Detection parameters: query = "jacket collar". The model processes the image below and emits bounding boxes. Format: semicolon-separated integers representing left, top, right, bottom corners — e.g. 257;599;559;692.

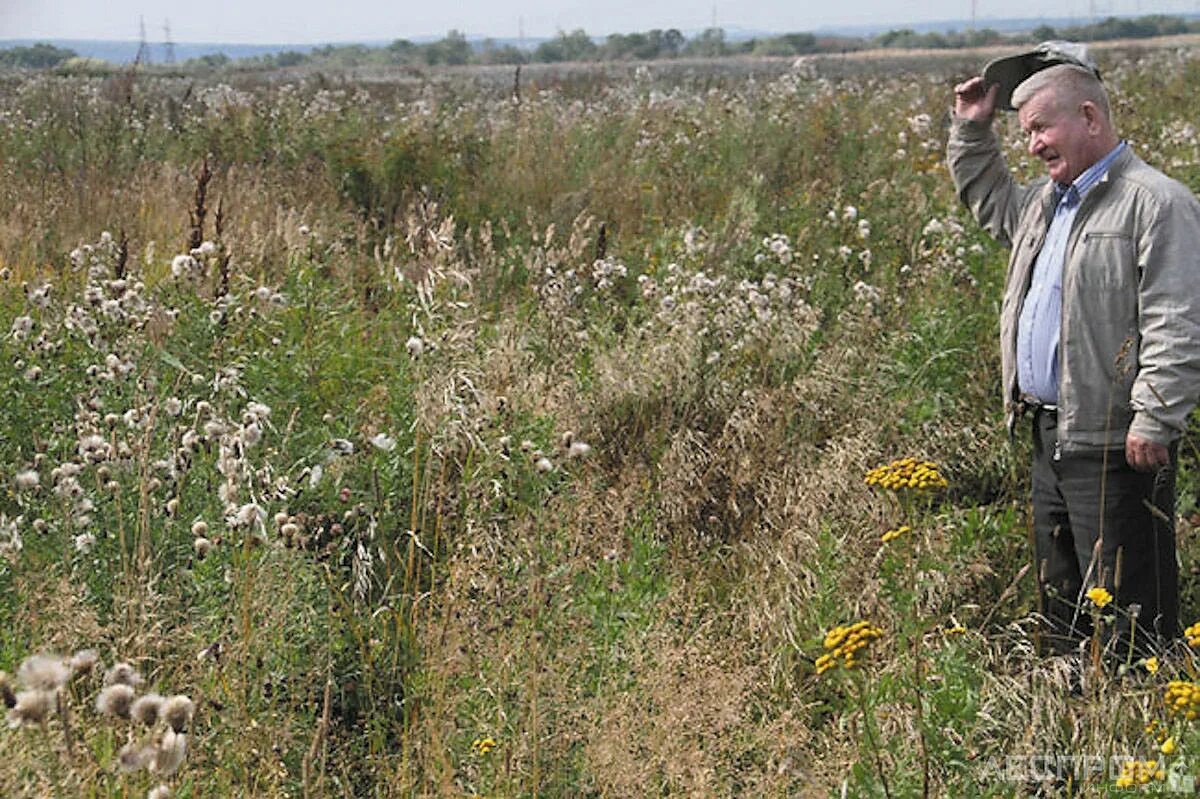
1037;143;1135;219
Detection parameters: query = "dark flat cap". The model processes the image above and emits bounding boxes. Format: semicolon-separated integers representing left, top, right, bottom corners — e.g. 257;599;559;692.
983;40;1101;111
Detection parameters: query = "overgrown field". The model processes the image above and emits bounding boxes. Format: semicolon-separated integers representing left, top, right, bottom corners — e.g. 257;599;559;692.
4;44;1200;797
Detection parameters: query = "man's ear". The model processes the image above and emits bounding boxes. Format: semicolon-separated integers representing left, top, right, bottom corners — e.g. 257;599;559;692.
1080;101;1102;134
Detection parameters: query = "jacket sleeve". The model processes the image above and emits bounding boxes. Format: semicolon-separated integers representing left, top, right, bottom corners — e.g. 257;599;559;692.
1128;185;1200;444
946;115;1030;250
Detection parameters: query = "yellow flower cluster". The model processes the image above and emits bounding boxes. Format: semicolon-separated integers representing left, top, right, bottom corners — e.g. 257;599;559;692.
1165;681;1200;720
815;621;884;675
1144;657;1160;675
1186;620;1200;647
1146;719;1169;745
1086;587;1113;609
880;524;911;543
864;457;948;492
1115;759;1164;788
471;737;497;756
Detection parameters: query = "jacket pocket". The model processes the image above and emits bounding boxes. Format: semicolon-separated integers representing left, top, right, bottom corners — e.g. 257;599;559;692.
1077;231;1135;290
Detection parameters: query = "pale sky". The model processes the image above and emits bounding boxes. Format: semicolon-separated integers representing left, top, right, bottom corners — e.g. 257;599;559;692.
2;0;1194;43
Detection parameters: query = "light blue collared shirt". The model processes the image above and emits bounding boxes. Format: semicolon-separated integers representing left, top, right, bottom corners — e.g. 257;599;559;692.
1017;141;1127;404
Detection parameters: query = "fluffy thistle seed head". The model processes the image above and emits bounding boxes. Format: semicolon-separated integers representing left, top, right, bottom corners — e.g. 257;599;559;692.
17;654;71;691
104;661;143;688
162;695;195;732
131;693;164;726
148;786;173;799
96;684;136;718
151;728;187;776
194;537;213;557
118;741;152;772
8;689;53;727
69;649;100;676
13;470;39;490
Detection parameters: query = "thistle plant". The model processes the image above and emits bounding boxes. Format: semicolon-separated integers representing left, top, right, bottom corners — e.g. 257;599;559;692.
3;651;195;795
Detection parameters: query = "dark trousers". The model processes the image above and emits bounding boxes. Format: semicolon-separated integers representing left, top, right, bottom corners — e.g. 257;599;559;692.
1031;408;1179;657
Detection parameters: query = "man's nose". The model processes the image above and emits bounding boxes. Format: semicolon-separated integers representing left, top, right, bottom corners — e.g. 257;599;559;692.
1027;131;1041;155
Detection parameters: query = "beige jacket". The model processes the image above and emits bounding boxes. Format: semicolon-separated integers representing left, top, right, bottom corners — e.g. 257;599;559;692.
948;115;1200;452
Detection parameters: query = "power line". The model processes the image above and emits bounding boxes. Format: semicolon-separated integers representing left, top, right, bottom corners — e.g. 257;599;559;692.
163;19;175;64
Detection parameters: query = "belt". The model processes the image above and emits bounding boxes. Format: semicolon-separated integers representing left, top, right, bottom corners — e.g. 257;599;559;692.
1015;393;1057;416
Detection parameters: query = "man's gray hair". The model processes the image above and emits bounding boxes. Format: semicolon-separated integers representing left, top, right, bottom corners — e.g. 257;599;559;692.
1012;63;1112;122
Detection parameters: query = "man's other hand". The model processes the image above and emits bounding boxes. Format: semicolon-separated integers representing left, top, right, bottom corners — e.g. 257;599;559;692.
954;77;998;123
1126;433;1170;472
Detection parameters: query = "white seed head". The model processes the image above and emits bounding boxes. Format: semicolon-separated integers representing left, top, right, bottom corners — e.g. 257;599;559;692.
405;336;425;357
233;503;264;528
17;654;71;691
191;520;209;537
69;649;100;675
151;728;188;776
96;684;136;718
148;785;173;799
131;693;164;726
7;689;53;727
118;741;151;772
193;537;213;557
104;662;143;688
161;694;195;732
13;470;39;490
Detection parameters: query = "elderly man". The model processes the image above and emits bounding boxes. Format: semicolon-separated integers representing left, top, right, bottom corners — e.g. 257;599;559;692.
949;43;1200;657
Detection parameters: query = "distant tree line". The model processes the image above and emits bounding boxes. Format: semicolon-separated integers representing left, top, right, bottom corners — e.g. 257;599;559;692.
0;43;77;68
2;14;1199;72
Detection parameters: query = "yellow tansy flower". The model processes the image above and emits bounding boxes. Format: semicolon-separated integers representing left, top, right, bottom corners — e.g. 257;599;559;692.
1086;587;1113;608
815;620;883;676
471;736;497;756
1144;656;1160;675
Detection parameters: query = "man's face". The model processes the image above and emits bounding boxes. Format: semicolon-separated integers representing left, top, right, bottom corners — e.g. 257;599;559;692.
1018;88;1095;185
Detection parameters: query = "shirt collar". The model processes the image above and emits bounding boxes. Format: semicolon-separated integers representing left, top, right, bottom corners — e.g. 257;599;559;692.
1055;141;1126;208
